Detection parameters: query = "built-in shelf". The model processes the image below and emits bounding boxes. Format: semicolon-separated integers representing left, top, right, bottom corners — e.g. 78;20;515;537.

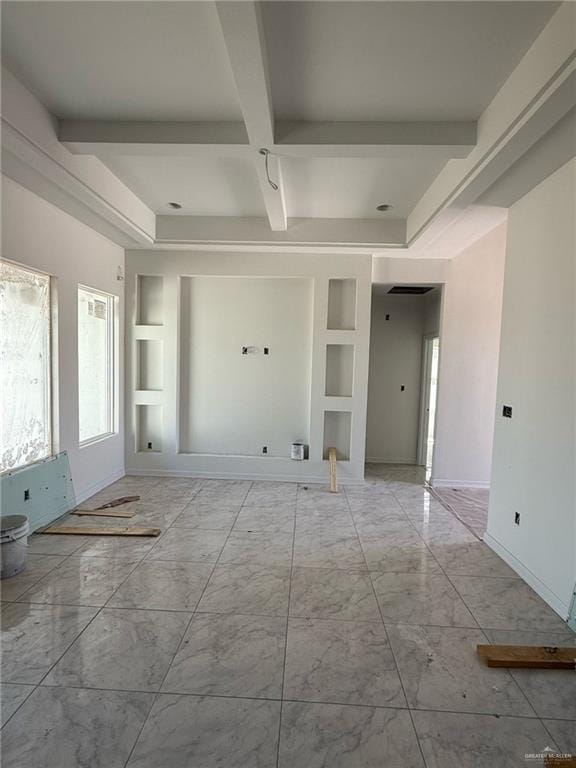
136;339;163;391
136;275;164;326
327;278;357;330
325;344;354;397
323;410;351;460
136;404;162;453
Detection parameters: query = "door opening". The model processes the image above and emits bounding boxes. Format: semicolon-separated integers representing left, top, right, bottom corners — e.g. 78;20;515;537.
418;335;440;473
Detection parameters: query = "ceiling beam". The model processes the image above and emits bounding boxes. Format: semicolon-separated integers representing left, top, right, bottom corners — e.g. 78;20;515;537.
275;121;476;159
59;120;249;157
60;119;476;159
156;215;405;249
215;1;287;231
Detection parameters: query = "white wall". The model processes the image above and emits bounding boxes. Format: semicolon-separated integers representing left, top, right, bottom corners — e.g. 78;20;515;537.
366;293;425;464
1;177;125;502
486;159;576;619
179;276;313;456
125;249;372;483
432;224;506;488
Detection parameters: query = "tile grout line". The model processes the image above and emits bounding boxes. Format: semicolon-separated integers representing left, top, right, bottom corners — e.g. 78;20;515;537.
275;496;297;768
343;483;430;768
120;478;254;768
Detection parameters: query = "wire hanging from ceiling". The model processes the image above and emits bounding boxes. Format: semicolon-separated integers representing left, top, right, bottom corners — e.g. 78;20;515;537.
259;148;279;191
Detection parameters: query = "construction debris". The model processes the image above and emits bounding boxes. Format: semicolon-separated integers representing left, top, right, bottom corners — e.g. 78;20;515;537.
328;447;338;493
42;525;160;537
477;644;576;670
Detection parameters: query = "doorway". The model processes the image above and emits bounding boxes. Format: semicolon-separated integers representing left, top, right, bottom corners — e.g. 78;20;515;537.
418;335;440;472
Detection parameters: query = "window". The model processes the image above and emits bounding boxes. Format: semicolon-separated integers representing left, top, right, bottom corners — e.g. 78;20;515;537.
78;286;116;444
0;261;52;473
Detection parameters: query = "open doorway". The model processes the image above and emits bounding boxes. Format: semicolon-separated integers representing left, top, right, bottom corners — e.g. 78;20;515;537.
365;285;442;469
418;335;440;474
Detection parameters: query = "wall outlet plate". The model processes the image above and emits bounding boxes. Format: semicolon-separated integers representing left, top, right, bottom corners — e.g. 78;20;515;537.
502;405;513;418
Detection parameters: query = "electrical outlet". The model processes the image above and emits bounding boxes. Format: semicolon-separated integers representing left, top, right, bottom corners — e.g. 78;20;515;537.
24;489;30;501
262;446;268;454
242;346;248;355
264;347;269;355
514;512;520;525
401;385;405;392
503;405;513;418
147;441;153;450
385;314;390;321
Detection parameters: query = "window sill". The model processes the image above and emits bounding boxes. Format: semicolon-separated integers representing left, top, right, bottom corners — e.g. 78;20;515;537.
79;432;117;450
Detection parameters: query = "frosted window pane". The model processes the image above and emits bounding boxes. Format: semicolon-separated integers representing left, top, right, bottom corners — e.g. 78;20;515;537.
78;287;114;442
0;262;52;472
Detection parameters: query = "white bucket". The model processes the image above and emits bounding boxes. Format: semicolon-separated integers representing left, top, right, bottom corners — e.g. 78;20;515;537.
0;515;30;579
291;442;305;461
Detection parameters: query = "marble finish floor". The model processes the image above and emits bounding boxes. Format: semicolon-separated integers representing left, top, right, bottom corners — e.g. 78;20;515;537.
430;485;489;539
1;465;574;767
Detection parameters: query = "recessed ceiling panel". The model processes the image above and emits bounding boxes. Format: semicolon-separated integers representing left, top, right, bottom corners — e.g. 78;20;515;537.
283;156;444;219
103;156;266;217
1;1;242;120
263;1;559;121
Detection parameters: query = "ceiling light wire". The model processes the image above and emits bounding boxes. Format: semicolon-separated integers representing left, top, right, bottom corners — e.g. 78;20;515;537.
259;148;279;191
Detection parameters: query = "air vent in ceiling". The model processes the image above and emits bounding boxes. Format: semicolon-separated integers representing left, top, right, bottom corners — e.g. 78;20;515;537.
388;286;434;295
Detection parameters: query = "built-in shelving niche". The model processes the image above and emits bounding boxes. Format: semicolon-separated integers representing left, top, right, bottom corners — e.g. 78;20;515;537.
136;404;162;453
327;278;357;330
323;410;351;460
325;344;354;397
136;275;164;326
136;340;163;392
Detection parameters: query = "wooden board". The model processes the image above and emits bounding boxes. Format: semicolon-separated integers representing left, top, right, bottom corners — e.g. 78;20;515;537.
545;756;576;768
42;525;160;537
71;509;136;518
328;447;338;493
477;644;576;669
95;495;140;509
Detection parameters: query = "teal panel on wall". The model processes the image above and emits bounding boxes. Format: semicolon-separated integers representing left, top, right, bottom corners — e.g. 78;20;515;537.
0;452;76;532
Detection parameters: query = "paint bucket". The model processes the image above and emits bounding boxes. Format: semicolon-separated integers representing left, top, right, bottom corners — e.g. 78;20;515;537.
290;442;305;461
0;515;30;579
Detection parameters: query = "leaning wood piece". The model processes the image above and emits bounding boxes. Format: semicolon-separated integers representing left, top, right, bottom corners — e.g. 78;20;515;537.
95;495;140;509
477;644;576;669
328;447;338;493
71;509;136;518
42;525;160;537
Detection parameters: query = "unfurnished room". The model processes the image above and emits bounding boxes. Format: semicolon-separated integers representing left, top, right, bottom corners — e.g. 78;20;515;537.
0;2;575;767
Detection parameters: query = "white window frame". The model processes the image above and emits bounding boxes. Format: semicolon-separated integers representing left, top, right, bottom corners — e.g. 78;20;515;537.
78;285;118;447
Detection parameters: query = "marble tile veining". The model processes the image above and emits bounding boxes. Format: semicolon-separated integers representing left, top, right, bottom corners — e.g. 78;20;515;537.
284;618;406;707
279;702;425;768
1;685;154;768
127;694;280;768
162;612;286;698
290;567;381;621
197;563;291;616
44;607;190;691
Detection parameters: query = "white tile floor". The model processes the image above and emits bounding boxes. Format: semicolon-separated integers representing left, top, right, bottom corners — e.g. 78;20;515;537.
1;465;574;767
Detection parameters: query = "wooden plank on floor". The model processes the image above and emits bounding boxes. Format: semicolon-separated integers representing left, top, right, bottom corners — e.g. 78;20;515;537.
42;525;160;537
328;447;338;493
545;757;576;768
477;644;576;669
71;509;136;518
95;495;140;509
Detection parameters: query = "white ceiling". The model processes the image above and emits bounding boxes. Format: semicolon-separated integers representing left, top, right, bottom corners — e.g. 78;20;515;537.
1;1;242;121
263;1;559;121
104;156;266;217
283;156;444;219
0;1;562;227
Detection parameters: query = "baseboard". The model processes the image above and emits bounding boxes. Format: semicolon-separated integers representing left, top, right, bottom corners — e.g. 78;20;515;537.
125;467;366;485
431;478;491;490
75;467;125;504
484;532;572;623
365;457;418;465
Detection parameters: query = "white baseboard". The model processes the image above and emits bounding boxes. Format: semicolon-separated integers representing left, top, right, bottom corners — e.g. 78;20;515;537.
75;467;125;504
365;457;418;465
484;532;571;622
125;467;366;486
431;478;491;490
